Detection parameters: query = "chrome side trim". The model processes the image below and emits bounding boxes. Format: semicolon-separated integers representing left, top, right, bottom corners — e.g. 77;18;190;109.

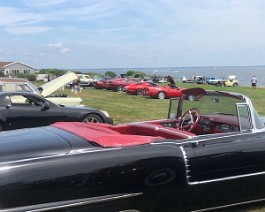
192;170;265;185
151;140;190;145
180;146;265;186
190;132;243;145
192;197;265;212
0;193;142;212
152;131;247;146
179;146;197;185
0;147;122;166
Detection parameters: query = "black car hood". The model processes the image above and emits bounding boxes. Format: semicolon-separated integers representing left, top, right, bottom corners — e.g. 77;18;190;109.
0;127;71;163
60;105;94;110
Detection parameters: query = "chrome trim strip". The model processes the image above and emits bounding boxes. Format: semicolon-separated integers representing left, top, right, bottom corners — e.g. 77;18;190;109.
179;146;197;185
0;193;142;212
151;140;190;145
180;145;265;186
152;131;247;146
0;147;121;166
69;147;122;154
190;132;243;144
192;197;265;212
191;170;265;185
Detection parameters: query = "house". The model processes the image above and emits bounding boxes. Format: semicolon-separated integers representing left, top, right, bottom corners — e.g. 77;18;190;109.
0;61;36;76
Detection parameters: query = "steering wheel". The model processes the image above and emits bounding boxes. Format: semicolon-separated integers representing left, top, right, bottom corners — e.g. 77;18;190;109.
178;108;201;132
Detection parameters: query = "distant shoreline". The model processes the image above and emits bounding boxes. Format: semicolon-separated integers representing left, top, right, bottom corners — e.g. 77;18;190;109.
70;66;265;86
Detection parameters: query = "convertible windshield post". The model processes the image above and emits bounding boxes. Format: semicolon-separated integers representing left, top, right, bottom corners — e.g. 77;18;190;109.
236;103;252;132
168;97;181;119
243;95;265;130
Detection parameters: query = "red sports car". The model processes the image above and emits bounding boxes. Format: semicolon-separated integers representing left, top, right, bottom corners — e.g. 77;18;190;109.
145;84;186;99
124;81;160;96
108;78;141;92
94;77;112;89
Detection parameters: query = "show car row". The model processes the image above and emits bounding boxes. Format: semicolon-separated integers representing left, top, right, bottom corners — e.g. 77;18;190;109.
94;75;187;99
181;75;239;87
1;84;265;211
94;74;239;100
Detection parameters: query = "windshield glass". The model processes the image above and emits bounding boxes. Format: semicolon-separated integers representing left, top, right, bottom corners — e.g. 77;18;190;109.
27;81;40;94
167;89;265;135
181;94;243;116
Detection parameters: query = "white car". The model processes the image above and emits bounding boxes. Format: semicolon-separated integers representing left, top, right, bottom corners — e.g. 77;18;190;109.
181;76;187;83
0;72;83;106
224;75;239;87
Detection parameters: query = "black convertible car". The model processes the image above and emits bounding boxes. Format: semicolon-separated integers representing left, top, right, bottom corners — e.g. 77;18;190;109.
0;88;265;211
0;92;113;131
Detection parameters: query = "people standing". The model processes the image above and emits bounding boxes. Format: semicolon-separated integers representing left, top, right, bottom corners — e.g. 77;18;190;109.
251;76;257;89
73;79;81;97
203;76;206;85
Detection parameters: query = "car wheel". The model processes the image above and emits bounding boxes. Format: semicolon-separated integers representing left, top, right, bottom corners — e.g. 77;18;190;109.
116;85;124;92
82;114;103;123
233;83;238;87
216;81;222;87
136;89;143;96
188;95;197;101
157;91;166;99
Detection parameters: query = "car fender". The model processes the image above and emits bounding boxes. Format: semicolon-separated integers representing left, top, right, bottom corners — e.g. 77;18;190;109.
0;135;196;211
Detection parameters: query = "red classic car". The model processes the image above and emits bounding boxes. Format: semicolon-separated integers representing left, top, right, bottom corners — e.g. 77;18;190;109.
124;81;160;96
108;78;141;92
145;83;186;99
94;77;112;89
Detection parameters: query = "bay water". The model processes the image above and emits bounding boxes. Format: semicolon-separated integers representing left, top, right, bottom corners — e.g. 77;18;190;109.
74;66;265;87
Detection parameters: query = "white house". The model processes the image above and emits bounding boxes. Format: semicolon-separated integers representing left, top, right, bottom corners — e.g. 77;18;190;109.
0;61;36;76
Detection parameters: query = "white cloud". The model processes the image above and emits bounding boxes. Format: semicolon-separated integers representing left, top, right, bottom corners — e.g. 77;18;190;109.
48;42;71;54
48;42;63;49
60;47;71;53
5;26;51;34
0;6;46;25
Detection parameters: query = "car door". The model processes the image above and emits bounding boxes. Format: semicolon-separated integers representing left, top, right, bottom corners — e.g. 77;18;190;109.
166;86;181;98
188;104;265;209
6;94;65;130
189;133;265;209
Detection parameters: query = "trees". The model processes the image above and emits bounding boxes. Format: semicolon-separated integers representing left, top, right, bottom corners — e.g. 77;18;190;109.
127;70;146;78
105;71;117;78
38;69;67;76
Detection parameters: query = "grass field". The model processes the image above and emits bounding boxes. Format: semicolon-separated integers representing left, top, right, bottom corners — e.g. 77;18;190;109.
42;81;265;211
54;82;265;125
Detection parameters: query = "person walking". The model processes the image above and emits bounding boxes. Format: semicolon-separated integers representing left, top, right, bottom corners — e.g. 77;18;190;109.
251;76;257;90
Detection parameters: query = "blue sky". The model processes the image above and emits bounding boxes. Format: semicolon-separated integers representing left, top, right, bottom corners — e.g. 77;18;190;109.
1;0;265;69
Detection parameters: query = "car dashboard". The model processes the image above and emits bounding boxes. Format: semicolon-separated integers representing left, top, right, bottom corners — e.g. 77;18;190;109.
197;114;240;134
157;114;240;136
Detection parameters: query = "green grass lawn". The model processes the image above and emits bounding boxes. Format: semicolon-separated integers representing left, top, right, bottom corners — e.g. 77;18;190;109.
54;82;265;125
39;81;265;211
